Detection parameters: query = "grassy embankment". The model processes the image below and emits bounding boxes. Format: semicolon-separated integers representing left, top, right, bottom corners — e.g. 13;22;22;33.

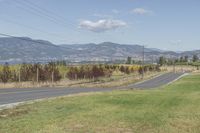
0;73;200;133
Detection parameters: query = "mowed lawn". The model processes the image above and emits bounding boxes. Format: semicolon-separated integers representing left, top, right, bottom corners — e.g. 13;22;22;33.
0;74;200;133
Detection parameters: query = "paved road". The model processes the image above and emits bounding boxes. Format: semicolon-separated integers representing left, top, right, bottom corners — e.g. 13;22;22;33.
0;72;185;105
128;72;185;89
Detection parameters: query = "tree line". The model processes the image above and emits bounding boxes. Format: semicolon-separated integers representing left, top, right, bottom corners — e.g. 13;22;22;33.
158;55;199;66
0;62;61;83
67;64;160;80
0;63;160;83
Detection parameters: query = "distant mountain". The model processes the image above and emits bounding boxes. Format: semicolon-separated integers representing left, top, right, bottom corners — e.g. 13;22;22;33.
0;37;75;63
0;37;199;64
60;42;179;62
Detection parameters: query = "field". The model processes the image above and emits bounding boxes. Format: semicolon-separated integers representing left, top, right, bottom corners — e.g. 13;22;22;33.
0;73;200;133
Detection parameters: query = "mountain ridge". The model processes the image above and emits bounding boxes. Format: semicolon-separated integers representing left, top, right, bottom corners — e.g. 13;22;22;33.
0;37;199;63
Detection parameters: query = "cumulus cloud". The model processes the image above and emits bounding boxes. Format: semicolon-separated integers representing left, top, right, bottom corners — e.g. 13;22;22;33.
79;19;127;32
131;8;153;15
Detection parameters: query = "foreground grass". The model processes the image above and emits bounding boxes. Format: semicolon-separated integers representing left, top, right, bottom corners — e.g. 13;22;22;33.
1;74;200;133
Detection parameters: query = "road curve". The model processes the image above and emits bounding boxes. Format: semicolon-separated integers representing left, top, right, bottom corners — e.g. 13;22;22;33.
0;72;185;105
128;72;185;89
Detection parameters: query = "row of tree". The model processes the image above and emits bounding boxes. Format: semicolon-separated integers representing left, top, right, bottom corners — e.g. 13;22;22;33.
0;63;61;83
67;65;112;80
158;55;199;66
0;63;161;83
67;64;160;80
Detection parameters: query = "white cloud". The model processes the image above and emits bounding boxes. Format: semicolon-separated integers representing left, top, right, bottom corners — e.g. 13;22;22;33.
131;8;153;15
79;19;127;32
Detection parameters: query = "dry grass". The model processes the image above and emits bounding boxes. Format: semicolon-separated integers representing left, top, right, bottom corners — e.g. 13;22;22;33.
161;65;197;72
0;71;163;89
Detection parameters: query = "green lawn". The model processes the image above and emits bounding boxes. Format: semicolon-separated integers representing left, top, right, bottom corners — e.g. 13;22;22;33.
0;74;200;133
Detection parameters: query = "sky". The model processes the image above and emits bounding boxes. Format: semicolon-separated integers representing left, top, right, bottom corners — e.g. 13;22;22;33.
0;0;199;51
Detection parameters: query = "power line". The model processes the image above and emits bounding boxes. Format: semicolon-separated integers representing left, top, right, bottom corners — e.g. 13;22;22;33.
13;0;68;28
12;0;84;42
0;33;60;47
0;18;71;42
14;0;77;29
0;0;82;43
13;0;97;39
22;0;71;26
2;0;102;44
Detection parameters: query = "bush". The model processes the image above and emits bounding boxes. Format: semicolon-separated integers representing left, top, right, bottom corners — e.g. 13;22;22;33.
0;63;160;82
0;62;62;83
67;65;113;80
0;63;12;83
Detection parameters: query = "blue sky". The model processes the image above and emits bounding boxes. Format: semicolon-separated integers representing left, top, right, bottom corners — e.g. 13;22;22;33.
0;0;199;51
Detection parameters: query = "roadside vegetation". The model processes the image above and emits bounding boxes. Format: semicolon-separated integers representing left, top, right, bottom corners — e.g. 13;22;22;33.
0;54;199;88
0;62;161;88
0;73;200;133
158;55;200;70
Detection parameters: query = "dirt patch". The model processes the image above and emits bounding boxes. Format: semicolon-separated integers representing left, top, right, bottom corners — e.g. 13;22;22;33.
0;106;32;118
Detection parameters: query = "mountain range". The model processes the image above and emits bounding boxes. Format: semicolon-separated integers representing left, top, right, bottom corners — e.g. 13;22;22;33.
0;37;199;64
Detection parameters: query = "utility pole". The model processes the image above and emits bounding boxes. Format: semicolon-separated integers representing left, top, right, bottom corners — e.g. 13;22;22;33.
52;70;54;83
142;45;145;79
173;59;176;73
18;67;21;83
37;67;39;83
151;55;154;64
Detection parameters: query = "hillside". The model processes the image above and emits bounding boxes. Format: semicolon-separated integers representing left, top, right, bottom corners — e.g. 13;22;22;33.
0;37;199;63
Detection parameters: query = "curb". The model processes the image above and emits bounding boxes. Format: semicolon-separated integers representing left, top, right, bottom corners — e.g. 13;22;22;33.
166;73;189;86
0;92;102;111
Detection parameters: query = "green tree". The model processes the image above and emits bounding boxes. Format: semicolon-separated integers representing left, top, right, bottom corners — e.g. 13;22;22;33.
180;56;184;62
193;55;199;62
0;63;12;83
126;56;132;64
184;56;189;62
119;66;125;73
158;56;166;66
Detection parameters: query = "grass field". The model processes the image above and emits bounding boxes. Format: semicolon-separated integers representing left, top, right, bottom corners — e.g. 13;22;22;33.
0;73;200;133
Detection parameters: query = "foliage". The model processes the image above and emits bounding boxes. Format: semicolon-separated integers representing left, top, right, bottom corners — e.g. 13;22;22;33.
0;62;62;83
67;65;112;80
158;56;167;66
67;64;160;80
0;63;12;83
126;56;132;64
0;63;160;82
193;55;199;62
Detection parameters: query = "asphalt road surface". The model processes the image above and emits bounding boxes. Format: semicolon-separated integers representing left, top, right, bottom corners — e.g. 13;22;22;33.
129;72;185;89
0;72;185;105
